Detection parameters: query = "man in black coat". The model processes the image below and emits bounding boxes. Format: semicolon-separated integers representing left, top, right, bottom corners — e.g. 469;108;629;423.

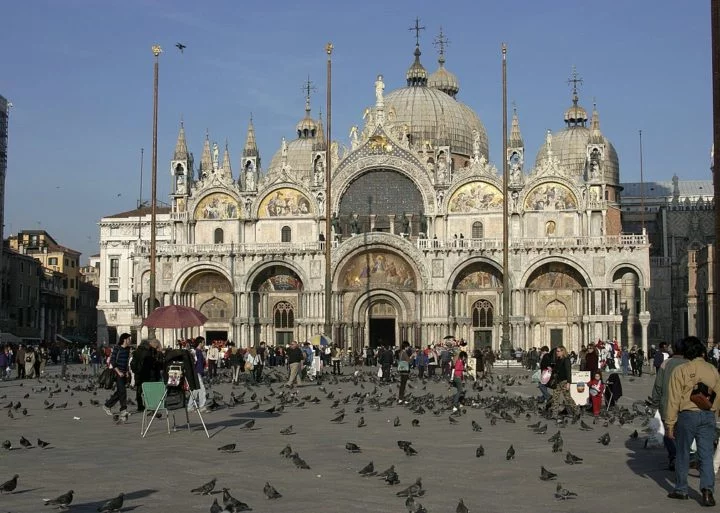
131;339;163;412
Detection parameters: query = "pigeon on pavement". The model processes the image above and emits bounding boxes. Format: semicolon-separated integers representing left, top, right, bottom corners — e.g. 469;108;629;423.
0;474;18;493
191;478;217;495
43;489;74;508
263;482;282;499
96;492;124;512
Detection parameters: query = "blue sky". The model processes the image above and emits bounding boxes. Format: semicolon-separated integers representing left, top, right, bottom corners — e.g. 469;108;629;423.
0;0;712;263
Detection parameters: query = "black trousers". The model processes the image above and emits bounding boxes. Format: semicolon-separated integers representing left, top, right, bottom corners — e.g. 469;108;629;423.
399;373;409;400
254;364;264;383
17;362;25;379
332;360;341;374
106;376;128;411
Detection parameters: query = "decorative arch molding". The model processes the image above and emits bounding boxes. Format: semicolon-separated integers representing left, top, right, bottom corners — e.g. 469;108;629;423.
608;263;647;288
444;176;504;212
350;288;411;325
188;187;242;221
331;157;435;215
332;233;430;288
170;262;233;295
244;259;309;292
446;256;505;291
519;256;593;289
520;176;581;212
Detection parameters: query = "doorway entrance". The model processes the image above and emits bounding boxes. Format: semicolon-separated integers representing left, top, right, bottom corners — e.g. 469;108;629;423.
550;328;563;349
474;330;492;349
369;318;395;348
276;330;293;347
205;330;228;343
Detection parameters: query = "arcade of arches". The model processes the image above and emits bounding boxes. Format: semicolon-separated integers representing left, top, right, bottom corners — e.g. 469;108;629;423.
152;257;643;353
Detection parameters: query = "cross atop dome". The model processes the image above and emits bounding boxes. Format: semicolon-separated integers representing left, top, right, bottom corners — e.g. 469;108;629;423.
409;16;426;47
433;26;449;62
567;65;583;104
301;75;317;115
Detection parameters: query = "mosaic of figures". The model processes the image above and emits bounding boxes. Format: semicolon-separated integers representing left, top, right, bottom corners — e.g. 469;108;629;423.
258;274;303;292
448;181;503;213
184;272;232;293
524;183;577;211
340;251;416;290
455;268;503;290
194;193;240;220
527;263;585;289
258;188;313;218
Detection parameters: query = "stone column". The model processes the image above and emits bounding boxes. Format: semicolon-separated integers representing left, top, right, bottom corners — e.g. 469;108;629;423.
369;214;376;232
388;214;396;235
639;312;651;355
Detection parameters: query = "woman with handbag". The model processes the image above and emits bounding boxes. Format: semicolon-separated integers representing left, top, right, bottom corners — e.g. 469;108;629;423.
397;341;412;404
549;346;578;419
537;346;553;403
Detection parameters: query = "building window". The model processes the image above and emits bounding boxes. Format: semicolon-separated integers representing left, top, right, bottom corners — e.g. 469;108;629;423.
472;299;494;328
70;278;75;289
281;226;292;243
214;228;224;244
109;290;118;303
273;301;295;328
49;257;58;266
64;258;68;266
471;221;484;239
110;258;119;278
20;262;24;273
18;284;23;300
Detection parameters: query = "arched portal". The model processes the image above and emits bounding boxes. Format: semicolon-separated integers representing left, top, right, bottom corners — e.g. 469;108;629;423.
181;271;233;342
368;299;397;348
612;267;642;349
525;262;587;351
250;265;303;346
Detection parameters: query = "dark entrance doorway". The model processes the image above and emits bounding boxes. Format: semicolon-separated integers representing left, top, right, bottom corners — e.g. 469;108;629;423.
550;329;563;349
205;330;228;342
474;330;492;349
369;318;395;348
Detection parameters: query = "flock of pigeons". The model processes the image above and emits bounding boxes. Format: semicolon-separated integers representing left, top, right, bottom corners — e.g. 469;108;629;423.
0;363;655;512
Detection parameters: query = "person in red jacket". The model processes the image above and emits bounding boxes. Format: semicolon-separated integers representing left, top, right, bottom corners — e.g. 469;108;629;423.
588;371;605;417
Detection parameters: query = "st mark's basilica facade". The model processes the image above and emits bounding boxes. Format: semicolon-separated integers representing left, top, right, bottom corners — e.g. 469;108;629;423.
97;40;651;354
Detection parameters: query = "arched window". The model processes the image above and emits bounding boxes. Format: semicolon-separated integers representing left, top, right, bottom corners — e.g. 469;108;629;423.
281;226;292;243
214;228;224;244
274;301;295;328
472;221;484;239
472;299;494;328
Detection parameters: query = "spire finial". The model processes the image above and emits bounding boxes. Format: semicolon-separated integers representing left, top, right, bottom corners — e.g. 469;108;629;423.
302;75;316;115
433;26;449;65
409;16;426;47
567;65;583;104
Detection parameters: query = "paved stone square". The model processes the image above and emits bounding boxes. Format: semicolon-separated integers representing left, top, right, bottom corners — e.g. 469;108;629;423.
0;363;712;512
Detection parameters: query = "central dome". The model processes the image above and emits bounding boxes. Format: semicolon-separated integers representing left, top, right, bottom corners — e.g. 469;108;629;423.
383;86;488;159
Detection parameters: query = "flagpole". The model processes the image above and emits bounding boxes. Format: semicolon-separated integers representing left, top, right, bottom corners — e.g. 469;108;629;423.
148;44;161;340
324;42;333;341
500;43;512;360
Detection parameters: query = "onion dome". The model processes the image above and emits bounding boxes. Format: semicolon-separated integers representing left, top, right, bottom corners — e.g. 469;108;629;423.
428;54;460;98
534;95;619;183
406;45;428;86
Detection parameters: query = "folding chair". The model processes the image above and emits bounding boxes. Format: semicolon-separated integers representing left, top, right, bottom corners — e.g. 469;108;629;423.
141;382;170;437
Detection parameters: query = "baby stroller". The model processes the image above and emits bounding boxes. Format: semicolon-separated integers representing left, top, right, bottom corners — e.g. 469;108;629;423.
604;373;623;410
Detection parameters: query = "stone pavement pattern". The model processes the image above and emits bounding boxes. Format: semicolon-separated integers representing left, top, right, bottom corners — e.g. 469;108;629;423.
0;364;711;512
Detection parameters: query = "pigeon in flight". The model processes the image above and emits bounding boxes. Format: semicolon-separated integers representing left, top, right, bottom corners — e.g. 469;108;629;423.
43;489;74;508
96;492;124;512
175;42;186;53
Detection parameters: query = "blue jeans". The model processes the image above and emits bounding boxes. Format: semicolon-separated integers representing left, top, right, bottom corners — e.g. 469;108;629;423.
538;383;552;401
453;377;465;406
674;410;716;494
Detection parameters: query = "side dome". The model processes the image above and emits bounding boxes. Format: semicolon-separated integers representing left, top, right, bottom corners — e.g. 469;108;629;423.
383;86;488;159
534;101;619;183
267;138;314;181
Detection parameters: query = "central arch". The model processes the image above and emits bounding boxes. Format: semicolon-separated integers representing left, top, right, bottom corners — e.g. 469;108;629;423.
180;270;233;342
